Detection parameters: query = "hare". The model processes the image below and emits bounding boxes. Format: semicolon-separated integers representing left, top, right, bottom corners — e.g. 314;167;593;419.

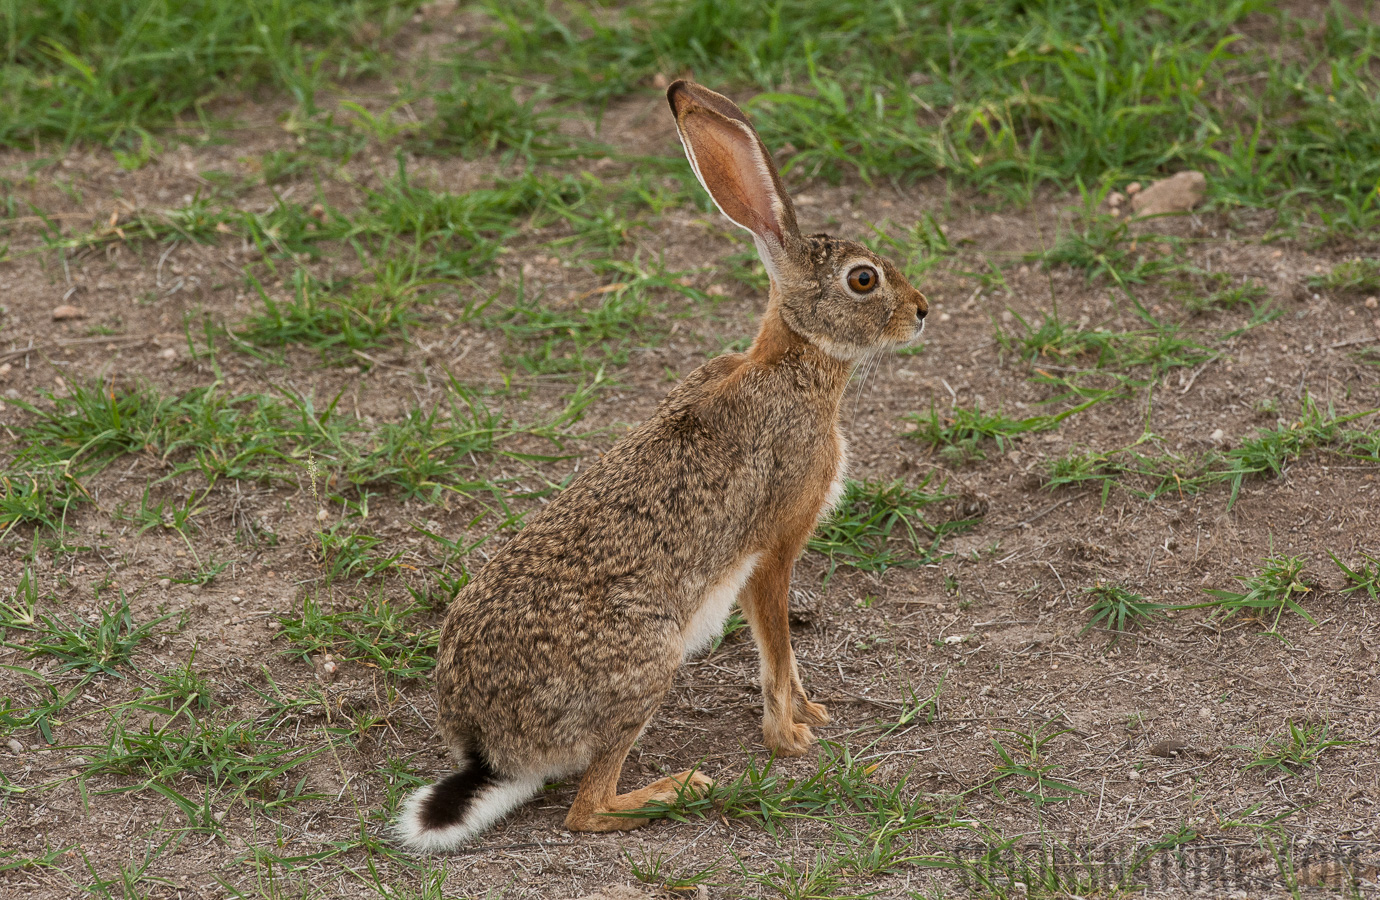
394;80;928;852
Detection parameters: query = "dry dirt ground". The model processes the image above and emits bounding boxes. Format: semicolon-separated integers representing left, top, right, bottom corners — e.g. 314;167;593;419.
2;30;1380;900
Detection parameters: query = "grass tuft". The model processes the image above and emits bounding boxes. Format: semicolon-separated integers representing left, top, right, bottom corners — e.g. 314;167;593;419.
1080;583;1170;641
808;476;976;584
1307;258;1380;294
1;589;171;677
1187;554;1315;638
1331;551;1380;602
1242;720;1356;777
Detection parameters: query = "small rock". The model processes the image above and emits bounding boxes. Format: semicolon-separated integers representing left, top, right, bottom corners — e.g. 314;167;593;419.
1366;296;1378;309
158;347;177;360
1130;171;1206;217
6;739;22;755
158;578;171;589
1127;769;1140;780
1149;739;1189;758
51;304;87;321
1107;191;1125;208
316;508;329;522
1197;707;1212;720
1210;428;1226;446
1125;181;1142;195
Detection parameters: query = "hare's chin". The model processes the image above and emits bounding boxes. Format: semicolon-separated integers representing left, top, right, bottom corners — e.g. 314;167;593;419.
810;334;873;363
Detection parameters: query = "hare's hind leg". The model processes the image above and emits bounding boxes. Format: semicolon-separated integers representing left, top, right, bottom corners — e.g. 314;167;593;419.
740;549;829;757
564;719;712;833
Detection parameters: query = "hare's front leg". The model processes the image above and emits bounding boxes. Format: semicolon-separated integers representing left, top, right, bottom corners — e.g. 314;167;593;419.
740;550;828;756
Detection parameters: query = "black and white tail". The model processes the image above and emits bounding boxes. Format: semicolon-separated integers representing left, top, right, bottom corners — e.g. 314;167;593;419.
393;747;540;852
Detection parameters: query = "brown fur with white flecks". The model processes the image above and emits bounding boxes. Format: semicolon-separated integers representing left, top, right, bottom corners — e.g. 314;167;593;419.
393;81;929;852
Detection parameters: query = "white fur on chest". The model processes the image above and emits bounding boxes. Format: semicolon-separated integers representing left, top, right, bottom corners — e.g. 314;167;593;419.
682;552;761;659
820;431;850;519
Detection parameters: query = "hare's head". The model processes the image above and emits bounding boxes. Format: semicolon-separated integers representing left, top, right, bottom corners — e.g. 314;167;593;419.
667;81;928;362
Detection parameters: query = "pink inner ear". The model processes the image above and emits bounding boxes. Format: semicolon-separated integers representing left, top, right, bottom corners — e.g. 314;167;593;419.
679;109;783;244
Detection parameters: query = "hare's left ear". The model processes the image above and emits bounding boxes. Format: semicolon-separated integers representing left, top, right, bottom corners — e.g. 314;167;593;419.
667;80;802;280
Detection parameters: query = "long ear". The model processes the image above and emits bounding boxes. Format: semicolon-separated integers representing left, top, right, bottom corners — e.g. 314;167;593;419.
667;80;801;278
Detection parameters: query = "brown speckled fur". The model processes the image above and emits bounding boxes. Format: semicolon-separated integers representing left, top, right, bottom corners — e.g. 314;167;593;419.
403;81;929;846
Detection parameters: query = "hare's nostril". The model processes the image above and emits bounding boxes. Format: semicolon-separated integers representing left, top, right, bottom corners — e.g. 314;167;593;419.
916;305;927;321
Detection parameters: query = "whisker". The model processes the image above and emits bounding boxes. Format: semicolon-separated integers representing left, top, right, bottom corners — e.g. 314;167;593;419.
850;348;882;433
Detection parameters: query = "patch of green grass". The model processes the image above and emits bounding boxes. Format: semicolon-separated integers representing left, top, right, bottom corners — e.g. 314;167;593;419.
1173;272;1270;315
1045;400;1376;508
1080;582;1170;641
1241;720;1356;777
1216;397;1359;507
1186;554;1315;638
999;310;1213;386
491;279;657;375
984;723;1087;808
0;472;83;538
1307;258;1380;294
276;592;437;679
236;264;427;362
1;589;171;677
82;707;325;824
808;476;976;584
314;525;402;583
626;849;721;893
905;398;1098;463
635;740;957;868
469;0;1380;220
1330;551;1380;602
865;212;955;281
0;0;421;149
358;166;579;278
2;378;573;537
409;69;571;159
1045;443;1193;505
1039;209;1184;286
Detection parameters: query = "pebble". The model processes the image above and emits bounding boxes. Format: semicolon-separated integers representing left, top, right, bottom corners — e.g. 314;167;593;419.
1131;171;1206;217
1128;769;1140;780
158;347;177;360
158;578;171;589
1366;296;1378;309
1198;707;1212;720
51;304;87;320
6;739;22;755
1210;428;1226;446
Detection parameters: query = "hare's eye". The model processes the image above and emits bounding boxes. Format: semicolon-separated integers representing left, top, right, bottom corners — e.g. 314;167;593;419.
846;265;879;294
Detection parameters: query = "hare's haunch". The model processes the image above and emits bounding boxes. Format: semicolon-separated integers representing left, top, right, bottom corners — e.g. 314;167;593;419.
395;81;928;852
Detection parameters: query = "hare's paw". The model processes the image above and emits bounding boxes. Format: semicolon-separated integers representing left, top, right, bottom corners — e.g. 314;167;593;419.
658;769;714;801
794;697;830;726
765;720;817;757
566;770;714;833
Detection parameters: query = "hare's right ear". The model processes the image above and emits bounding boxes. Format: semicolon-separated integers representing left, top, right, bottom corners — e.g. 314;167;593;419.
667;80;802;281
